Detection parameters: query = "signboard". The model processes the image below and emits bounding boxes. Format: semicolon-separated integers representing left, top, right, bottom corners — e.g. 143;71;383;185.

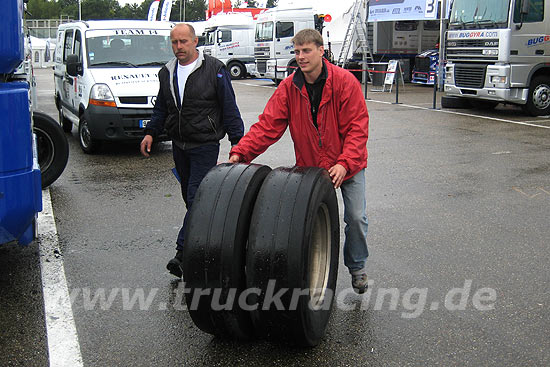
384;59;398;86
368;0;452;22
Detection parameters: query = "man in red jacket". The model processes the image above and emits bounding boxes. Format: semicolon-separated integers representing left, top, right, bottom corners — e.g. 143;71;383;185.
229;29;370;293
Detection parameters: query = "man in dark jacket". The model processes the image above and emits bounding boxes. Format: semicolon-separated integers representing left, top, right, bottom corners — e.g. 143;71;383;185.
229;29;369;294
141;23;244;277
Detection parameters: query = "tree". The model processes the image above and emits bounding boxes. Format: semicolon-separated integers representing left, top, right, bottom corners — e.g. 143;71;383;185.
81;0;120;20
26;0;61;19
266;0;277;8
172;0;207;21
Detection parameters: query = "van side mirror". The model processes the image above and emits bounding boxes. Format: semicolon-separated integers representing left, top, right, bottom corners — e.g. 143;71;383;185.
217;30;223;43
66;54;82;77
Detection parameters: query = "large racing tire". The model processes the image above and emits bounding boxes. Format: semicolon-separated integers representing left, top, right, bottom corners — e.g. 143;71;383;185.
33;111;69;188
246;166;340;346
522;75;550;116
183;163;272;340
78;116;100;154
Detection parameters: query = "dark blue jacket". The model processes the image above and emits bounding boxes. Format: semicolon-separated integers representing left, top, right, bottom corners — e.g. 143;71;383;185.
145;52;244;148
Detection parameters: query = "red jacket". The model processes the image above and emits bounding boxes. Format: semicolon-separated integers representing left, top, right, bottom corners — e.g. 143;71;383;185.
230;60;368;180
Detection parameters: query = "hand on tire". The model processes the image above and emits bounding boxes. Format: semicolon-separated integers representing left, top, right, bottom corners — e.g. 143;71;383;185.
328;164;347;188
229;154;242;163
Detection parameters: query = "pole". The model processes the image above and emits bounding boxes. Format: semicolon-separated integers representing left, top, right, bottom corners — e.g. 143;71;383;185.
437;0;447;91
432;73;438;109
183;0;186;22
180;0;182;21
78;0;81;21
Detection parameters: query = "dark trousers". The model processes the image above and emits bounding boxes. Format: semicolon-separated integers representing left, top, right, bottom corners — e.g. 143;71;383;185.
173;143;220;251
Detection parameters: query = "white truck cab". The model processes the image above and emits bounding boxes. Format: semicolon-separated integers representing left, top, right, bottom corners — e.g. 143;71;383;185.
54;20;174;153
202;24;256;79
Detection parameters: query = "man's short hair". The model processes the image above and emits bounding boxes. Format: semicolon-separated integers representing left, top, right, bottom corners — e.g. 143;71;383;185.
171;23;197;39
292;29;323;47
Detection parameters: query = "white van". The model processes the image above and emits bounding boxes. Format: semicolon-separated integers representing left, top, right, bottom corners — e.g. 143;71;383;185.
54;20;174;153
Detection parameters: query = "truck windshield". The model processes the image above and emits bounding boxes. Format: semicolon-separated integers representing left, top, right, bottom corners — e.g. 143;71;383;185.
204;27;217;46
255;22;273;42
86;33;173;67
449;0;510;29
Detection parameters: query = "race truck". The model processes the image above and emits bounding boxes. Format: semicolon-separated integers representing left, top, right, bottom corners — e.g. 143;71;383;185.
443;0;550;115
412;49;440;85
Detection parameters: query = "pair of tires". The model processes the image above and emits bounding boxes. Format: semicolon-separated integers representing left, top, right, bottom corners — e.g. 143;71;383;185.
182;163;340;346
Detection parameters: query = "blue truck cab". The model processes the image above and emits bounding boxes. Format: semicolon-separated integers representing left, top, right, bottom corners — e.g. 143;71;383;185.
0;0;43;246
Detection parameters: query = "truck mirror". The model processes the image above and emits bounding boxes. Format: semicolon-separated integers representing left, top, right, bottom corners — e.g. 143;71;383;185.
217;30;223;43
521;0;529;14
66;54;82;77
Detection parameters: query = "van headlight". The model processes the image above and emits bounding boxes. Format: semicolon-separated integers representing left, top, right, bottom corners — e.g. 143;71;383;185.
89;83;116;107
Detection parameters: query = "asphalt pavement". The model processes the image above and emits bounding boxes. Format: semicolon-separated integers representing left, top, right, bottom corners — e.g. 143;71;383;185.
1;67;549;366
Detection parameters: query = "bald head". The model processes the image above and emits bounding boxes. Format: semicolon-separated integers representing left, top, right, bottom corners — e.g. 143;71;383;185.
171;23;196;40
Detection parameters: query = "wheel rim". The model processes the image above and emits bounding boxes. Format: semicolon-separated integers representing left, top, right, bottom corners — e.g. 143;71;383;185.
80;120;91;148
532;83;550;110
34;126;55;172
308;203;331;310
230;65;241;78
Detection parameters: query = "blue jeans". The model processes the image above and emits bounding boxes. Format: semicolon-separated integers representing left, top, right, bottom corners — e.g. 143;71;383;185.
340;168;369;272
173;143;220;251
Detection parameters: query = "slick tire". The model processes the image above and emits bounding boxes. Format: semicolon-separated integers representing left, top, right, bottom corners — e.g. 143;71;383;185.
33;111;69;188
183;163;271;340
247;167;340;346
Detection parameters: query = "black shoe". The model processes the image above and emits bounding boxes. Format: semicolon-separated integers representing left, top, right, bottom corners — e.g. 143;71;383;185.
166;250;184;278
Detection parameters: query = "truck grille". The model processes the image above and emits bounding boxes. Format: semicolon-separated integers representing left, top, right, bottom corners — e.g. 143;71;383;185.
119;96;148;104
454;64;487;88
415;57;431;73
257;60;266;73
254;46;270;58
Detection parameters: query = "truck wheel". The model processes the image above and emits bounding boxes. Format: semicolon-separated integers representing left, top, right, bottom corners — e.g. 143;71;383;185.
469;99;499;110
247;167;340;346
227;62;245;80
78;116;100;154
183;163;271;340
523;75;550;116
33;111;69;188
441;95;470;109
58;107;73;133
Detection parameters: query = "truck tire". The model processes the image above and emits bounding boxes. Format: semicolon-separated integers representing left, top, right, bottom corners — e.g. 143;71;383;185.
523;75;550;116
183;163;271;340
33;111;69;188
441;95;470;109
78;116;100;154
58;107;73;133
247;167;339;346
227;61;245;80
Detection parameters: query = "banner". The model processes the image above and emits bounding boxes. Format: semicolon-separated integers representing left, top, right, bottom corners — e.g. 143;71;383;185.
368;0;452;22
147;0;161;21
160;0;173;21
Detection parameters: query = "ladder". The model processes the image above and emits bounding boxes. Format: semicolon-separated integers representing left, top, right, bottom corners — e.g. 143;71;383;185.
336;0;374;80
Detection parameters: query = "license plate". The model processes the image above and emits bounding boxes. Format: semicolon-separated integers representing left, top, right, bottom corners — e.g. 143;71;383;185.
139;119;150;128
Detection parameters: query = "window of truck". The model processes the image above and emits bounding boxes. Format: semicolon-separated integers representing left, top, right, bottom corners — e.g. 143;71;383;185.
255;21;274;42
513;0;544;23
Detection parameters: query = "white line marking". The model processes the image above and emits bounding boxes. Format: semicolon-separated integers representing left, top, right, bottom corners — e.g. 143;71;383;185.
367;99;550;129
234;81;275;89
38;188;84;367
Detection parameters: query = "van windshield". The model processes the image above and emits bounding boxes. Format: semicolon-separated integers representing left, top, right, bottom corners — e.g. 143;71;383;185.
86;31;173;67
